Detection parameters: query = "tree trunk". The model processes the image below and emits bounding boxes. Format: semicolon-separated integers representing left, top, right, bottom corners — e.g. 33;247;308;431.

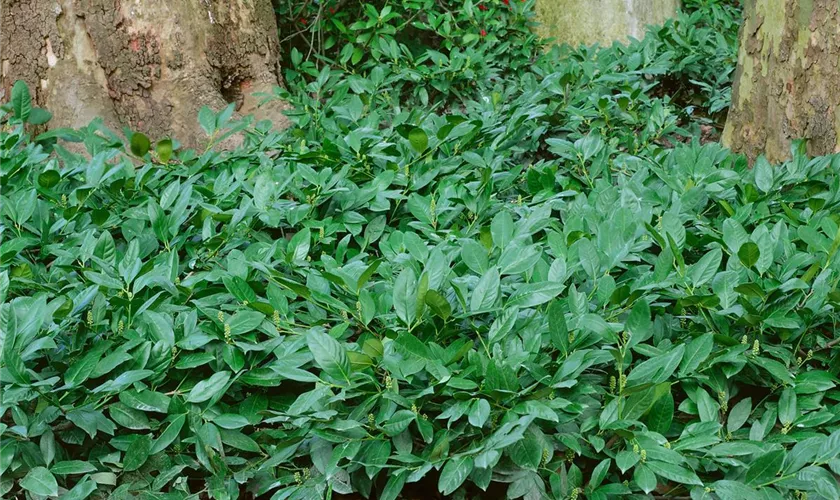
1;0;290;147
724;0;840;164
535;0;680;47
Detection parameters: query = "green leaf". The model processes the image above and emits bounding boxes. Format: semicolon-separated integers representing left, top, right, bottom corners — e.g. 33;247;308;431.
2;438;16;477
689;248;721;287
220;429;260;452
0;272;7;306
713;480;758;500
625;345;684;387
646;390;674;434
213;414;250;429
119;390;170;413
394;332;432;362
491;212;514;250
548;300;569;354
11;80;32;121
91;472;117;485
751;357;793;384
723;218;750;254
623;383;670;421
470;267;500;312
514;401;558;422
38;170;61;188
306;330;351;382
380;471;407;500
20;467;58;496
27;107;52;125
509;429;543;470
227;310;265;335
461;240;488;274
487;307;519;344
156;139;173;163
123;434;152;472
616;451;640;473
778;387;797;426
727;398;752;432
415;271;429;320
408;127;428;153
393;267;418;325
816;430;840;464
438;456;474;495
357;259;382;291
51;460;97;475
799;465;840;498
499;243;542;275
382;410;415;436
109;403;150;429
65;342;111;388
590;458;611;488
745;449;785;486
754;156;773;193
468;399;491;428
151;414;186;454
696;388;718;422
364;440;391;478
60;478;98;500
645;460;703;486
667;232;685;275
199;106;217;134
738;241;760;268
506;282;567;308
678;334;713;376
625;299;651;347
576;238;599;278
633;464;657;494
130;132;151;157
424;290;452;320
185;371;232;403
223;275;257;304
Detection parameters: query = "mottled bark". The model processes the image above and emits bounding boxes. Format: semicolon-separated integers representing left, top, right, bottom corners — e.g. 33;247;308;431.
1;0;290;147
535;0;680;47
724;0;840;163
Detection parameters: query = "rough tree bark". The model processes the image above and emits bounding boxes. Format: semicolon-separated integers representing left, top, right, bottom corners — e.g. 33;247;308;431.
724;0;840;163
535;0;680;47
1;0;290;147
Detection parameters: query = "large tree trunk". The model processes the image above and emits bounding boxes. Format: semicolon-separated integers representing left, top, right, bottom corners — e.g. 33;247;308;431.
724;0;840;163
1;0;290;147
535;0;680;47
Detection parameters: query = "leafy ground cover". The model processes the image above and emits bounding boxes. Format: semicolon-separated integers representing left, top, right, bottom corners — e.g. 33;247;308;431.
7;1;840;500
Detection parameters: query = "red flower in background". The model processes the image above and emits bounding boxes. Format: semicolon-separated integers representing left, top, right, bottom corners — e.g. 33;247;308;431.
478;4;488;10
480;29;487;36
502;0;509;4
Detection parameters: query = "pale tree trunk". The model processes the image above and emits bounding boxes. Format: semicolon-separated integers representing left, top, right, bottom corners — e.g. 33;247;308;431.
535;0;680;47
724;0;840;163
1;0;290;147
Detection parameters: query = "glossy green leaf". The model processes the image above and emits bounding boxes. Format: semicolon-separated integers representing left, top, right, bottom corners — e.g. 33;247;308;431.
130;132;151;157
307;330;351;382
408;127;429;153
20;467;58;496
438;456;474;495
738;241;760;268
185;371;231;403
11;80;32;121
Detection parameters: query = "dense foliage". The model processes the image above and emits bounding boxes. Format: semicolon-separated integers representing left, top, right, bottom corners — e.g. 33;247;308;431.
10;2;840;500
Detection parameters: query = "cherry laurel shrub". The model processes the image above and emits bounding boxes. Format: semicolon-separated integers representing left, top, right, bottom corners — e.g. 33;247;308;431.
7;2;840;500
